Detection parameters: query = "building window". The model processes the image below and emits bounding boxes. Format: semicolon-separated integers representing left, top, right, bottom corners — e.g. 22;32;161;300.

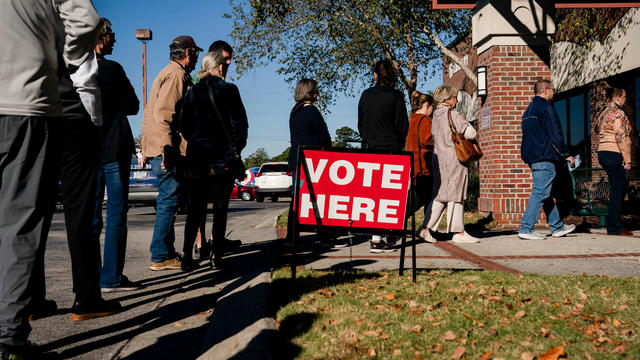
554;91;591;168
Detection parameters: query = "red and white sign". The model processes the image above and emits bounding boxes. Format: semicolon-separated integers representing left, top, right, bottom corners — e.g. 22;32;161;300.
296;149;412;230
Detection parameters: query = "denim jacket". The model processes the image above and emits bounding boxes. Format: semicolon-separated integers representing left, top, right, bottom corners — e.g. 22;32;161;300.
521;96;569;164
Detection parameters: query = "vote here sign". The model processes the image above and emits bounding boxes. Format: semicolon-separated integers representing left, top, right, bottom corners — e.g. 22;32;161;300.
296;149;412;231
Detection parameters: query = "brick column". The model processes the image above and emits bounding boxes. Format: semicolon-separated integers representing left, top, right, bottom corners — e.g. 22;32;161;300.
477;46;551;228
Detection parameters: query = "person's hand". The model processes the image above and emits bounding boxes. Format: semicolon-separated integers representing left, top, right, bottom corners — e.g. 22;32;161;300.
137;155;147;168
566;156;575;167
624;162;632;171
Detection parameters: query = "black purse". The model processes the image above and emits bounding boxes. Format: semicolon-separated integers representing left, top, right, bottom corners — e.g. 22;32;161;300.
206;84;246;181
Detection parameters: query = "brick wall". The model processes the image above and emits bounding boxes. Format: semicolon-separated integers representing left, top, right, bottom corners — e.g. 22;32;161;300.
477;45;551;228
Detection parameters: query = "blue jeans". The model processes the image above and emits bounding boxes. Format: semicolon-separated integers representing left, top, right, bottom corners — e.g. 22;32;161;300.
598;151;626;234
149;156;183;262
93;159;129;288
520;161;564;234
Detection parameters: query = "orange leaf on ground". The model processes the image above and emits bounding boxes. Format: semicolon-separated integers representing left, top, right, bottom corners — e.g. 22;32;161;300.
368;347;376;357
515;310;526;319
450;346;465;359
443;331;457;341
612;318;622;327
520;352;535;360
412;325;422;333
613;344;626;355
538;345;565;360
480;351;493;360
317;288;333;297
385;292;396;300
393;349;402;356
541;327;550;337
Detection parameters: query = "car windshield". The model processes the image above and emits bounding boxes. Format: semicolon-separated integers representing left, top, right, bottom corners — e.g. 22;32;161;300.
260;164;288;173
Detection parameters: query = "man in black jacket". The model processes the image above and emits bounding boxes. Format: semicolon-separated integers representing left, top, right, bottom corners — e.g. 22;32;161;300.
358;59;408;253
178;49;248;271
92;18;141;292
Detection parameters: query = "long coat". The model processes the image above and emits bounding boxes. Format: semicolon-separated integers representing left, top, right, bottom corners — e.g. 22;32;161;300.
431;104;475;203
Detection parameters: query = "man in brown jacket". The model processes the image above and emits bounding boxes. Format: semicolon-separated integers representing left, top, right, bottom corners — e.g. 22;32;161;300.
141;35;201;270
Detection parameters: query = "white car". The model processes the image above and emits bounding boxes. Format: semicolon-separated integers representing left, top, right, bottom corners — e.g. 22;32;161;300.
254;162;292;202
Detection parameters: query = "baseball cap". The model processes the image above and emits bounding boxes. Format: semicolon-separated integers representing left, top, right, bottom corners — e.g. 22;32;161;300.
169;35;203;51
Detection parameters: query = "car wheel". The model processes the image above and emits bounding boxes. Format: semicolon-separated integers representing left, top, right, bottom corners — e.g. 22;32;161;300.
256;194;264;203
241;191;253;201
271;196;278;202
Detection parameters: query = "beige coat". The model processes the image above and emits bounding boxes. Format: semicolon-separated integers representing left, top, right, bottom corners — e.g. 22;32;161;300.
141;61;192;158
431;104;477;203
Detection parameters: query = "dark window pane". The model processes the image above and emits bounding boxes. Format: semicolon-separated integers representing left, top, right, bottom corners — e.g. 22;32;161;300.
555;99;568;143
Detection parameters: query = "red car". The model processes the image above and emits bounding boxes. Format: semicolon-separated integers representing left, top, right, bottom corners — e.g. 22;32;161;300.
230;182;257;201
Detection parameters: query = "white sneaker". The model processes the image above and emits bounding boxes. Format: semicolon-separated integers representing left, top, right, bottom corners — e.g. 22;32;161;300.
419;227;437;243
552;224;576;237
452;232;480;243
518;231;546;240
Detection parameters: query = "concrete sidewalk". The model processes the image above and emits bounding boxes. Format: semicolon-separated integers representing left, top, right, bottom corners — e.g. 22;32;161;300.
29;205;640;359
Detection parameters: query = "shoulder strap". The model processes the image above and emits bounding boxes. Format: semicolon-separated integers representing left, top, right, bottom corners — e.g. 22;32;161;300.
417;115;424;175
447;109;457;134
206;82;240;157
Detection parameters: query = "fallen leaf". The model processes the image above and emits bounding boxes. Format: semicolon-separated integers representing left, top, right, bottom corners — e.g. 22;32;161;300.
613;344;626;355
368;347;376;357
409;300;419;307
431;343;444;353
515;310;526;319
519;341;533;346
489;296;502;302
443;330;457;341
538;345;565;360
317;288;333;297
613;318;622;327
429;281;437;289
480;351;493;360
364;301;370;307
411;325;422;333
363;330;379;337
540;327;550;337
521;352;535;360
450;346;465;359
385;292;396;301
393;349;402;356
508;289;517;295
619;304;628;311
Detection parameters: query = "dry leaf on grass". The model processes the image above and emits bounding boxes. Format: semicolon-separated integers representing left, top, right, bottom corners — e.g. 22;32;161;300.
515;310;526;319
393;349;402;356
521;352;535;360
538;345;565;360
429;281;437;289
385;292;396;301
450;346;465;359
612;318;622;327
363;330;379;337
613;344;626;355
368;347;376;356
443;330;457;341
412;325;422;333
480;351;493;360
317;288;333;297
540;327;550;337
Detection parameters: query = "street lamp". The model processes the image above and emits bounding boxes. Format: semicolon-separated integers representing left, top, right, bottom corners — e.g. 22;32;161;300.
477;66;487;97
135;29;152;108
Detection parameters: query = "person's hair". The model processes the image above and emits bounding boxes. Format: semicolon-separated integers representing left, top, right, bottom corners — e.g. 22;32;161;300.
410;90;434;113
208;40;233;56
534;79;552;95
606;87;625;101
294;78;318;102
170;48;187;62
196;51;226;79
433;85;458;106
372;59;397;88
98;17;112;40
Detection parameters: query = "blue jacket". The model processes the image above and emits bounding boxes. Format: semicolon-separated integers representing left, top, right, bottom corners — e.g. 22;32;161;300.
288;102;331;170
521;96;569;164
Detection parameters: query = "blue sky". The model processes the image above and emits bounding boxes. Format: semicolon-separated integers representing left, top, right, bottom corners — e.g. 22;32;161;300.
93;0;444;158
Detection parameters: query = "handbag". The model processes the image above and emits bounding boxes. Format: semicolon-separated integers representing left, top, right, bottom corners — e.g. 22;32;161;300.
447;109;483;164
206;85;246;181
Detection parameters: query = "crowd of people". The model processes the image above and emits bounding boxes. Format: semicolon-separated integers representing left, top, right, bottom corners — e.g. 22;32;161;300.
0;1;634;359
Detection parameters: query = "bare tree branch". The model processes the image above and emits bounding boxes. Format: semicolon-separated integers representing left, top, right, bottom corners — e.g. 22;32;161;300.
423;26;477;85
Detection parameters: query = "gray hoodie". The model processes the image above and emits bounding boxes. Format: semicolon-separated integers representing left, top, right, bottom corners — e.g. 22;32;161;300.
0;0;101;116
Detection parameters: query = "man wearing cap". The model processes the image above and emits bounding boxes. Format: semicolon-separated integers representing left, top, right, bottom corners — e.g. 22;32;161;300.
141;35;201;270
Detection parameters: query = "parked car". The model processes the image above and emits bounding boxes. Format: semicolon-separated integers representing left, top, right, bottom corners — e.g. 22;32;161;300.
253;162;292;202
128;157;159;206
230;181;257;201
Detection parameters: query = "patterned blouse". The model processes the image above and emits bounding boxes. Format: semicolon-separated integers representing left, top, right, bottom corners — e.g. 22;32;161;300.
596;102;632;164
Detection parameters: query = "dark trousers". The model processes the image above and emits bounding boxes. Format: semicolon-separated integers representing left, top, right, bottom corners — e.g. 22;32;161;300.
0;115;55;351
183;172;234;258
407;174;434;229
598;151;627;234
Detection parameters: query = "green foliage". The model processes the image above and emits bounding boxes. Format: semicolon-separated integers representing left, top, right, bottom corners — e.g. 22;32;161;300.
332;126;361;148
244;147;271;168
271;146;291;162
554;8;627;49
227;0;470;105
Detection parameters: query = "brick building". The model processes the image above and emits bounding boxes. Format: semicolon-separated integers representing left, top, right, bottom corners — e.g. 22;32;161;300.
445;2;640;228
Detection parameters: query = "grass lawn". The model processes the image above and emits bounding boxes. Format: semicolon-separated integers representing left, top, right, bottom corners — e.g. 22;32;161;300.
270;269;639;359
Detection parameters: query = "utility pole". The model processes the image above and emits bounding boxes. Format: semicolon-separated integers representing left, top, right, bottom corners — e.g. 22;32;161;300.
135;29;152;108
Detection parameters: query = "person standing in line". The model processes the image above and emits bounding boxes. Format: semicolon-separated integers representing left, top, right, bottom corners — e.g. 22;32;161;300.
92;18;141;292
286;79;341;247
358;59;409;253
141;36;202;271
0;0;104;357
596;87;633;236
405;90;436;242
518;79;576;240
193;40;240;261
179;50;248;271
420;85;480;244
